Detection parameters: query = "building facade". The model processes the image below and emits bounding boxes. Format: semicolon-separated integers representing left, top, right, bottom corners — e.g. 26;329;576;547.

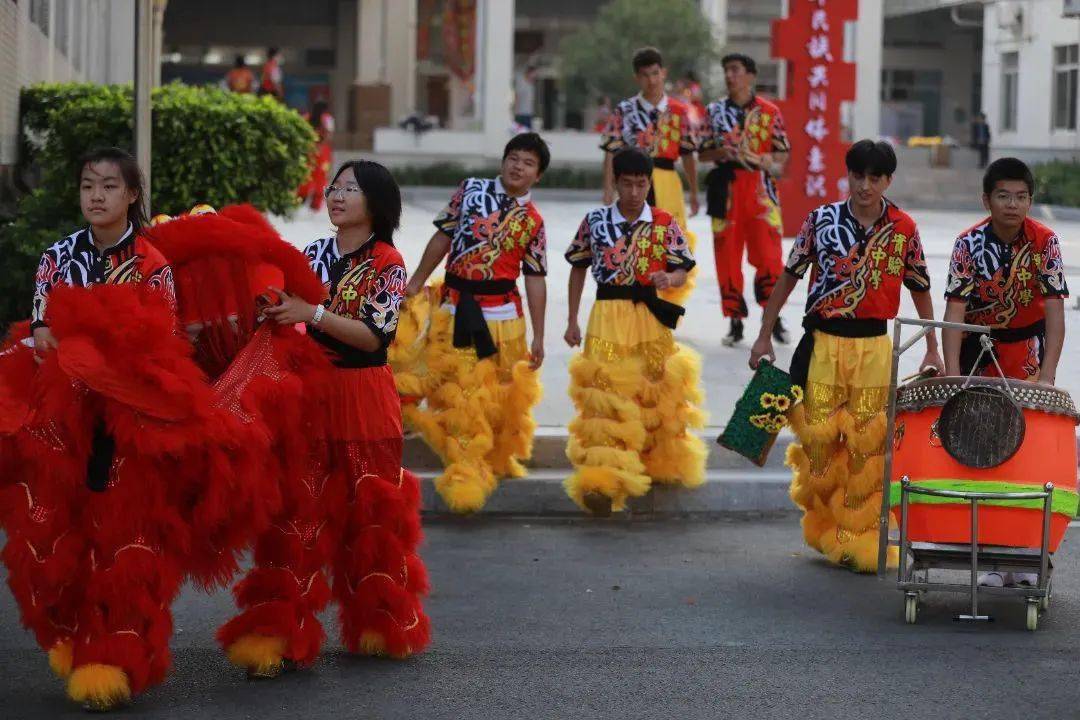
1;0;138;168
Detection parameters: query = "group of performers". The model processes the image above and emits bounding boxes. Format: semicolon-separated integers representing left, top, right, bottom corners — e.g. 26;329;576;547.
0;42;1070;710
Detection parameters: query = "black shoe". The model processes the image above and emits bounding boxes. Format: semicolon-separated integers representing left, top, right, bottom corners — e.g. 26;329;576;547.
772;317;789;345
722;318;744;347
582;492;613;518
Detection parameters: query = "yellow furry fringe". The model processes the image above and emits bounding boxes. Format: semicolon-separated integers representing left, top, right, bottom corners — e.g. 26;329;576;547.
408;309;541;513
789;403;893;572
67;664;130;710
828;487;883;532
488;361;542;478
389;281;442;407
225;634;287;675
564;464;651;513
836;409;887;455
434;460;497;514
565;338;707;509
356;631;412;660
48;638;74;679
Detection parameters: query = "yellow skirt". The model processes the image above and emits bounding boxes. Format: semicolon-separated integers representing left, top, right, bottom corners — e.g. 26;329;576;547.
565;299;707;512
403;303;542;513
786;331;895;572
651;167;697;306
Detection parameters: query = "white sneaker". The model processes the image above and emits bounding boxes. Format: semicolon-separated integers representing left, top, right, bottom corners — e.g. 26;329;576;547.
978;572;1005;587
1009;572;1038;587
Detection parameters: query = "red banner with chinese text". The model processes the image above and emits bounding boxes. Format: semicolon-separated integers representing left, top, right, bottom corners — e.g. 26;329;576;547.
772;0;858;233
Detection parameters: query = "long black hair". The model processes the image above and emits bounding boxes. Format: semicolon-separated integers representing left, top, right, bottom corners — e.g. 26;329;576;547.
330;160;401;245
76;146;149;231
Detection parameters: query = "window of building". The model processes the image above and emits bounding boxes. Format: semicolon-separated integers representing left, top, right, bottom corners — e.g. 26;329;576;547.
1001;51;1019;132
881;68;943;136
1052;44;1079;131
29;0;49;35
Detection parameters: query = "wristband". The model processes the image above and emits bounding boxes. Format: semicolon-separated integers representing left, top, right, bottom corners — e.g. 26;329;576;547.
312;304;326;325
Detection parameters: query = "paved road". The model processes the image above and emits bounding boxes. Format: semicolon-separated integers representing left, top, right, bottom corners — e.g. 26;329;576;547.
3;518;1079;719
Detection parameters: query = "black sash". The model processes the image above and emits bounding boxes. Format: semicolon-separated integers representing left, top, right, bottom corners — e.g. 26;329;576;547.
445;273;517;359
959;319;1045;375
704;162;738;219
790;315;888;388
652;157;676;170
595;283;685;329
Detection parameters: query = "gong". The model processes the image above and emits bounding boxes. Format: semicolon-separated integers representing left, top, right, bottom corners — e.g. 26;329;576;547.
936;385;1025;469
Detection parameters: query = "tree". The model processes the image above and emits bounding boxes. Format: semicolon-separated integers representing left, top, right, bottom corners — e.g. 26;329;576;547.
559;0;719;110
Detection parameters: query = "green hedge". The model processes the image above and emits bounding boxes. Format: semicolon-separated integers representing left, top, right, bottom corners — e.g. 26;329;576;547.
1033;160;1080;208
1;82;316;327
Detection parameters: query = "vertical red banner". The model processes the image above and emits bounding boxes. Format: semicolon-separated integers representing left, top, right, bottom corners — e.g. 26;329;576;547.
771;0;858;233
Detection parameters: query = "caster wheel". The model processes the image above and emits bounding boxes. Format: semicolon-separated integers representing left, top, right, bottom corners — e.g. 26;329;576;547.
1040;580;1052;611
904;594;918;624
1026;601;1039;631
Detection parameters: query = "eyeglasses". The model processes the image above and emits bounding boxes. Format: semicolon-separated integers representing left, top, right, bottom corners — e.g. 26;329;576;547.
991;191;1031;205
324;183;362;199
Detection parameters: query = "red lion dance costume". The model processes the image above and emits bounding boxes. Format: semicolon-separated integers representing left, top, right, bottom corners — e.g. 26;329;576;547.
0;252;274;709
0;205;429;710
149;206;431;679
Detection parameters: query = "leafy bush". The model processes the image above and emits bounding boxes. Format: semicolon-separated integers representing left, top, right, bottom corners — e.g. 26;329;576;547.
1;82;315;327
1033;160;1080;208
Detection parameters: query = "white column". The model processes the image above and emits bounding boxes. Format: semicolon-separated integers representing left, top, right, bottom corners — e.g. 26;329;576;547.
356;0;385;84
46;0;56;81
385;0;417;122
852;0;883;140
479;0;514;157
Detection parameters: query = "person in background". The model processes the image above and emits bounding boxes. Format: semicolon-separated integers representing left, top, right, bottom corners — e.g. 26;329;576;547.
297;100;336;211
699;53;789;347
225;55;255;94
259;47;284;101
971;111;991;169
592;95;612;133
601;47;700;305
514;65;538;130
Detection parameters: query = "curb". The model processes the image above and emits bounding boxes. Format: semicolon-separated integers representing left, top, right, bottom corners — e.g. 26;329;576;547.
404;426;795;472
417;469;795;517
409;426;797;517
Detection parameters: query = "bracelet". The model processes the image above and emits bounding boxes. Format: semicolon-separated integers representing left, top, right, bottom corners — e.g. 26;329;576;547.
312;304;326;325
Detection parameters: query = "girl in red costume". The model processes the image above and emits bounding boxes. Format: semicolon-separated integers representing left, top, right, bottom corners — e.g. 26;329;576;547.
218;160;430;677
0;149;267;711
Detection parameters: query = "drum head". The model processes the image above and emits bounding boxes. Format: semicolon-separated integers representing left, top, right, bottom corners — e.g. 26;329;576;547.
938;386;1025;469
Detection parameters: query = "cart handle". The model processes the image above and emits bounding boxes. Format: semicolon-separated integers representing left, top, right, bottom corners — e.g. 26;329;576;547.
901;481;1055;502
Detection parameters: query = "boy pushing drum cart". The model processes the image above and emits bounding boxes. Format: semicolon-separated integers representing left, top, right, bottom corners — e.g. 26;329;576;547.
881;158;1076;630
878;320;1078;630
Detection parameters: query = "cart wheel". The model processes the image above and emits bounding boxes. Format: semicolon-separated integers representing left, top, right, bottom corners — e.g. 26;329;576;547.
1040;580;1052;611
904;594;918;624
1026;601;1039;631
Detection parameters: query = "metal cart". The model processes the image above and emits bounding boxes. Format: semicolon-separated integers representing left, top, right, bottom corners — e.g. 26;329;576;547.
895;476;1054;629
873;317;1057;629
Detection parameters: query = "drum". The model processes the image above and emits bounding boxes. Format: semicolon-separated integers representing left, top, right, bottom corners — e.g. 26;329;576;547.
890;377;1079;551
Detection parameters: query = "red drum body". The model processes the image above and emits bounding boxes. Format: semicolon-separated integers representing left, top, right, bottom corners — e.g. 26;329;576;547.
890;377;1079;552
